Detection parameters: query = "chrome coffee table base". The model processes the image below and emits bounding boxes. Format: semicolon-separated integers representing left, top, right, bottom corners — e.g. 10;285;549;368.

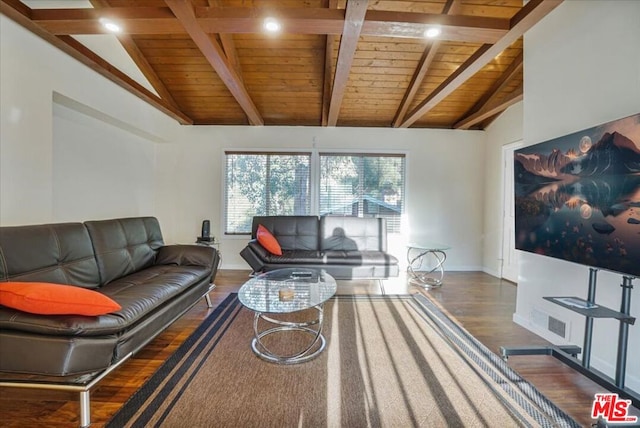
251;304;326;364
238;268;337;364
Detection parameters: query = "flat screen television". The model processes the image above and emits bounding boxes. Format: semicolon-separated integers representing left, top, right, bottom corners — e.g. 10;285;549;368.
514;113;640;278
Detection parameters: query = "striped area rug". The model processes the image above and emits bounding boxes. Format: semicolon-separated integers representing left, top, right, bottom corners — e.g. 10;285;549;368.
108;293;579;427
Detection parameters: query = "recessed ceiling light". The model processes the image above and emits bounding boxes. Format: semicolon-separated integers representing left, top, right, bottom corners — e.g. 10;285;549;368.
424;26;441;39
99;18;122;33
264;17;281;33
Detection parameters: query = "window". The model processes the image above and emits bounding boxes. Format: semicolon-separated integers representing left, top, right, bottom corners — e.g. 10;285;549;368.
320;153;405;233
225;152;311;234
224;151;405;234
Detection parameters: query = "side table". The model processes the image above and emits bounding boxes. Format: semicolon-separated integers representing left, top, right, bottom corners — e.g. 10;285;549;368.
196;237;220;250
196;238;221;289
407;242;450;288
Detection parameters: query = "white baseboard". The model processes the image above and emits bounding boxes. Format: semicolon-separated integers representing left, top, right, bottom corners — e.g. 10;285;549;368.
589;355;640;396
512;314;640;395
512;313;571;345
222;262;251;270
481;267;501;278
445;265;484;272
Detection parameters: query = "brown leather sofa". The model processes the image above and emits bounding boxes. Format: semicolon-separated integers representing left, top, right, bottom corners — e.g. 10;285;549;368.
0;216;220;426
240;215;399;279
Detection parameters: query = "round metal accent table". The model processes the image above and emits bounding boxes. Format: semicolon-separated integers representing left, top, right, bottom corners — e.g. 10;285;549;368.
238;268;337;364
407;242;451;288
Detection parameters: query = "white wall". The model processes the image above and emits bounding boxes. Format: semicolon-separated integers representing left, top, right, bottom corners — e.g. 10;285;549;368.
518;0;640;392
0;16;178;226
1;15;488;273
52;102;156;221
3;0;638;396
155;126;487;270
483;102;523;277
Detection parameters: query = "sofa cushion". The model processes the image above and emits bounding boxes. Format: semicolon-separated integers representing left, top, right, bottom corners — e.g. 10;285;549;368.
251;216;319;250
265;250;325;264
0;223;101;288
85;217;164;285
322;250;399;266
320;216;387;252
0;264;210;337
98;265;210;330
256;224;283;255
0;282;121;316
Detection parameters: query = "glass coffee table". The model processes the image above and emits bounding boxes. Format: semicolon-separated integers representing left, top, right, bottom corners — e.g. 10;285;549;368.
238;268;337;364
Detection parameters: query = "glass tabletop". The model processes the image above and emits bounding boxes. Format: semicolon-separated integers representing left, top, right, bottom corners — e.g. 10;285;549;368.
238;268;337;314
407;242;451;251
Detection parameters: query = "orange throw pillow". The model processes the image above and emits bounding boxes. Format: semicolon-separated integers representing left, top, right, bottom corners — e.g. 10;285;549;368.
0;282;121;316
256;224;283;256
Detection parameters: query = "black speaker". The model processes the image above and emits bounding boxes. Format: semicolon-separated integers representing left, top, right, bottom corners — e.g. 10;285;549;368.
201;220;211;238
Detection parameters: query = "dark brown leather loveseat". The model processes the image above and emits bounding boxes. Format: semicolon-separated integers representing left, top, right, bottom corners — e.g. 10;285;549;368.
0;216;220;427
240;215;399;279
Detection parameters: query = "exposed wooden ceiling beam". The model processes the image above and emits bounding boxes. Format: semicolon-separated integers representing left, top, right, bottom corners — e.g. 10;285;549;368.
196;7;343;35
454;52;523;130
89;0;180;110
29;6;509;43
362;10;506;43
1;0;550;130
201;8;508;43
472;51;523;112
115;35;181;107
217;34;243;81
322;34;335;126
1;0;27;17
454;84;523;129
321;0;337;127
327;0;368;127
165;0;263;126
0;0;192;125
392;49;440;129
31;6;182;34
59;35;192;124
208;0;243;82
399;0;562;128
392;0;461;128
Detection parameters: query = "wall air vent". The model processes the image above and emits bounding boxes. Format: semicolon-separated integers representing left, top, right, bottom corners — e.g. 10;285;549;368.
531;307;569;339
548;316;567;338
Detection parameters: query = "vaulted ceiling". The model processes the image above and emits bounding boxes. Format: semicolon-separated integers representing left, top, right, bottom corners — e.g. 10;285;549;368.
1;0;563;129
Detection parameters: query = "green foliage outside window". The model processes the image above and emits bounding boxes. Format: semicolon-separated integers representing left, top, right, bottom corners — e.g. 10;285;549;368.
225;152;405;234
225;153;310;234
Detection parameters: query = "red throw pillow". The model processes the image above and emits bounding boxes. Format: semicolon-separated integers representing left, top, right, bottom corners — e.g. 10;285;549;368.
256;224;283;256
0;282;121;316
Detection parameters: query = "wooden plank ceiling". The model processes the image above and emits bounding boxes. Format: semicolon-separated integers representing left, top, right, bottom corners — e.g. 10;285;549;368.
1;0;562;129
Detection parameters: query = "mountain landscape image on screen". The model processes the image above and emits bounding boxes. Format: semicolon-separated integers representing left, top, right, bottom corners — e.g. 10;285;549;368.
514;113;640;277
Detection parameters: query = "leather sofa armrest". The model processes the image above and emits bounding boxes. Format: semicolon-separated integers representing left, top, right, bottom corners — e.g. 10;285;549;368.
240;240;267;273
155;244;216;268
246;240;269;258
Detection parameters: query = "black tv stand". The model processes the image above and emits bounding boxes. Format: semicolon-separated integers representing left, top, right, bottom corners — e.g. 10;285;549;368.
501;268;639;408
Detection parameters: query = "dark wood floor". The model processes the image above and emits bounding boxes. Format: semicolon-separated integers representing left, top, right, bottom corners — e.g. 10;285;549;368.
0;270;636;427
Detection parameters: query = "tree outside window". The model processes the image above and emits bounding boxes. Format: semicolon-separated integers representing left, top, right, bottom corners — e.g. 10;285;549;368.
225;152;310;234
224;151;405;234
320;154;405;233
